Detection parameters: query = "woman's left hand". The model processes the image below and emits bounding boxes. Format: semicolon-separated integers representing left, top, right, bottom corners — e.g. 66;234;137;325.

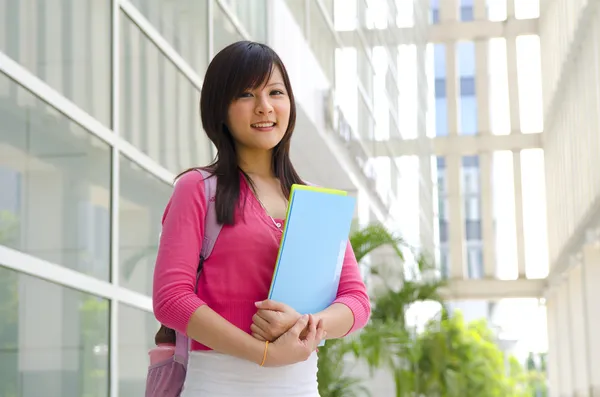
251;300;303;342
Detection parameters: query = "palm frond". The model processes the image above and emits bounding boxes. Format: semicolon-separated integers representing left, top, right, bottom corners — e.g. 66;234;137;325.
349;223;406;263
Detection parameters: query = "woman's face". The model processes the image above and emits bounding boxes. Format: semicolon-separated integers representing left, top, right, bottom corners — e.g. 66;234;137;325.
226;67;291;152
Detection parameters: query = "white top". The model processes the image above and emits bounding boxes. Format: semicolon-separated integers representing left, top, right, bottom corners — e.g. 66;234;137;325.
181;350;321;397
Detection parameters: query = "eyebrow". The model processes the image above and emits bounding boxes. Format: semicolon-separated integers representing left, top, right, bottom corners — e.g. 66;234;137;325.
266;81;285;87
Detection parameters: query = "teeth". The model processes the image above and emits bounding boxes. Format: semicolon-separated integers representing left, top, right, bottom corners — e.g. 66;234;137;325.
252;122;275;128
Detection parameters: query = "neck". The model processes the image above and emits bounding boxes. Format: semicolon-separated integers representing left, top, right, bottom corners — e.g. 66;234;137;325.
237;147;275;179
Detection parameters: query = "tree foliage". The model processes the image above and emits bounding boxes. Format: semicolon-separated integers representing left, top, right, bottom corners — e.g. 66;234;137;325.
317;222;548;397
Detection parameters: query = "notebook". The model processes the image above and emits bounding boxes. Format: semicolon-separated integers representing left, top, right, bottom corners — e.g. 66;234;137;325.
268;184;357;316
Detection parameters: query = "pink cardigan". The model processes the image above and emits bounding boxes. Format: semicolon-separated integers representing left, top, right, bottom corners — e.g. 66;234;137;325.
152;171;371;351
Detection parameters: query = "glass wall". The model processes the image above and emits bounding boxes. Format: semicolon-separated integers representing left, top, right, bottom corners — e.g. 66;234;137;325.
0;0;253;394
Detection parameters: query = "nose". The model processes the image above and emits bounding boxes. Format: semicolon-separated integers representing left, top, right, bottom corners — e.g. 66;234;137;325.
255;95;274;115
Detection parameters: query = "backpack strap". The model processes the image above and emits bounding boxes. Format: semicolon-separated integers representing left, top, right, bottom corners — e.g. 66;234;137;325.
174;169;224;363
197;168;222;263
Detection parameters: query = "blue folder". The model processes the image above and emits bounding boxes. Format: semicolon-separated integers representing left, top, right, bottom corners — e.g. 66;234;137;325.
268;184;357;317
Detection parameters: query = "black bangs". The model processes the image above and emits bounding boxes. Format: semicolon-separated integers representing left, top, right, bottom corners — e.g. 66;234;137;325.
228;42;276;97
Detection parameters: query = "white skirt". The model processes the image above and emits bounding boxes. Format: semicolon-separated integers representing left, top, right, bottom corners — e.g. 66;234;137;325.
181;350;320;397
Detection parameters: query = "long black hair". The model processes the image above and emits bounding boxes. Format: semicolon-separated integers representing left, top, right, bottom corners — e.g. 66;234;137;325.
178;41;304;225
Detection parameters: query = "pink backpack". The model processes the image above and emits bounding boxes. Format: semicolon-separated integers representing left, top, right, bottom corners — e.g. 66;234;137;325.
145;169;223;397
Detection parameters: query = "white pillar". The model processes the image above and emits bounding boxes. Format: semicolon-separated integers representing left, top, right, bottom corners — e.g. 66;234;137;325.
583;243;600;395
546;289;561;397
447;154;465;279
475;37;495;278
568;263;590;396
512;150;526;277
557;278;573;396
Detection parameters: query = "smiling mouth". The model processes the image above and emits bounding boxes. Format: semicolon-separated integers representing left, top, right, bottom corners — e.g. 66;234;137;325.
251;122;276;128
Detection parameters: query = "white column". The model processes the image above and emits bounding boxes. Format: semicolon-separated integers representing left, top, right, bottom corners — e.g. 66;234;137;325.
546;289;561;397
582;243;600;395
507;0;515;18
557;279;574;396
439;0;457;22
475;37;495;278
447;154;465;279
568;263;589;396
474;0;487;20
513;150;526;277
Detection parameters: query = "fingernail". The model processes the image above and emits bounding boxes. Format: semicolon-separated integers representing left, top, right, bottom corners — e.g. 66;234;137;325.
254;301;261;306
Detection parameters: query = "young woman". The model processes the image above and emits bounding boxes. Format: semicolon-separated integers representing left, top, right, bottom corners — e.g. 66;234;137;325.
152;41;371;396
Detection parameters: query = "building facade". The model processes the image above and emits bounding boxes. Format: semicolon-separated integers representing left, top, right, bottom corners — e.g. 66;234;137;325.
0;1;431;396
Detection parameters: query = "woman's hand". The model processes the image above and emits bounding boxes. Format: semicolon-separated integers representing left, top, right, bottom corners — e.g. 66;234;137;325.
263;314;325;367
251;300;302;342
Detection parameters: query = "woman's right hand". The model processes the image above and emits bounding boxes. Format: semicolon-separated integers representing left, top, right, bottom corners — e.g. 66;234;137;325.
263;314;325;367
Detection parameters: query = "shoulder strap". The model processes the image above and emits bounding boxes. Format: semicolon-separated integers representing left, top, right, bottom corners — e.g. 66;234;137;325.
197;168;223;261
174;169;224;360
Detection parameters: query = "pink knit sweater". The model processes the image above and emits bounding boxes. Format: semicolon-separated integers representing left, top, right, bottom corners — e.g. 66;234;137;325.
152;171;371;351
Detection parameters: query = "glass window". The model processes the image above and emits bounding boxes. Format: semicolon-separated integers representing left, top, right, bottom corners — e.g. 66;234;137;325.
460;95;478;135
460;76;475;96
128;0;209;77
460;6;474;21
435;97;448;136
433;44;446;78
120;13;213;174
119;156;173;296
118;304;160;396
430;0;440;24
439;246;449;278
221;0;268;43
0;267;109;397
0;73;111;280
213;4;245;55
434;78;446;98
467;245;483;278
457;41;475;77
0;0;111;125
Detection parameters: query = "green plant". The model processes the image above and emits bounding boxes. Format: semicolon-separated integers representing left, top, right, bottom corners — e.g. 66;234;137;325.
317;222;547;397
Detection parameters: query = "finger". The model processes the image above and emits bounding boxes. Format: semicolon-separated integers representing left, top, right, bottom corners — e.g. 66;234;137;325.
252;313;271;331
304;315;317;341
289;314;309;336
250;323;270;340
256;309;278;324
255;299;289;312
252;332;266;342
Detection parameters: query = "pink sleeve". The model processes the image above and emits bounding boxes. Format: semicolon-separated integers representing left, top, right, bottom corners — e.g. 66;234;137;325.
332;241;371;335
152;171;207;335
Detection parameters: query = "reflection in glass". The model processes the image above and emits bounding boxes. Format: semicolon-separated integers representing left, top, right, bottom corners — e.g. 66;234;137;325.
119;156;172;296
0;267;109;397
0;0;111;125
120;12;213;175
127;0;209;77
213;4;245;55
220;0;267;43
0;73;111;280
119;304;159;395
